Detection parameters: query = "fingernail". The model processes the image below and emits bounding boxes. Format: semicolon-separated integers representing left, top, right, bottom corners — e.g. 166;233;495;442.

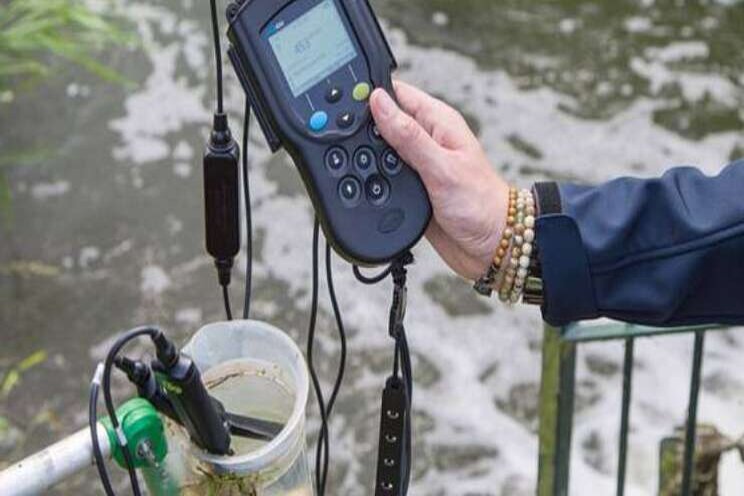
374;90;397;118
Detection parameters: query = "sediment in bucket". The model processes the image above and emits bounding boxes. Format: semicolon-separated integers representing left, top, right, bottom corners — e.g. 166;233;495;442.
149;320;313;496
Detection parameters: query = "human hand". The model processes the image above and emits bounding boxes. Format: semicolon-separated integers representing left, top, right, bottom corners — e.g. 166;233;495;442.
370;81;509;280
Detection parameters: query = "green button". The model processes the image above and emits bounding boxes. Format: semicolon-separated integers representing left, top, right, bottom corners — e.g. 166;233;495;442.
352;82;371;101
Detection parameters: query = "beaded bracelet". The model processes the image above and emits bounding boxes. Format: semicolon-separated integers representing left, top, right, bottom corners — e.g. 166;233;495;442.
509;190;536;303
473;187;518;296
474;187;537;304
498;189;531;302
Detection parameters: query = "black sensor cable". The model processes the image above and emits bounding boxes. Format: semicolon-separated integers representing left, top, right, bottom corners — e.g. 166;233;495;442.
205;0;241;321
89;363;116;496
91;326;182;496
209;0;231;321
99;326;164;496
242;99;253;320
306;220;329;492
355;256;415;495
306;219;349;495
222;284;233;320
209;0;224;114
317;241;347;494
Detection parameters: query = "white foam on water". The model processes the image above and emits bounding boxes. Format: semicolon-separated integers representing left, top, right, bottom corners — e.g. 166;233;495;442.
140;264;171;296
172;140;194;160
624;16;653;33
175;307;202;326
630;55;740;104
647;41;710;63
78;246;101;269
30;180;70;200
108;2;210;166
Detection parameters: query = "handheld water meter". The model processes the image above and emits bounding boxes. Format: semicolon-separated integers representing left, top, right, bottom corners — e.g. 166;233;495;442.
226;0;431;265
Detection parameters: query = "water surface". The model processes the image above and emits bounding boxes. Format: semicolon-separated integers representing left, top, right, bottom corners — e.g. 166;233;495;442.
1;0;743;494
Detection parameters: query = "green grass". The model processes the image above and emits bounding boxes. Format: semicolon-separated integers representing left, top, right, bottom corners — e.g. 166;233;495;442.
0;0;132;91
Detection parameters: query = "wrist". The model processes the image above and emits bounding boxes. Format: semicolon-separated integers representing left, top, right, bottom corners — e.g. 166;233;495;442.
474;178;510;274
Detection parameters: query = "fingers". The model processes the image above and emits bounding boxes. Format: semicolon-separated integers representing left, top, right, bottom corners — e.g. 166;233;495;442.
393;81;475;150
370;88;443;181
391;81;440;134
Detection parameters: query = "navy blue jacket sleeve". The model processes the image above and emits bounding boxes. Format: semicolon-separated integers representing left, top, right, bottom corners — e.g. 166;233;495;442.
534;160;744;327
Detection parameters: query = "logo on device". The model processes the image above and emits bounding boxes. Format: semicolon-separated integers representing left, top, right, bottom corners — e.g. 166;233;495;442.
264;20;285;37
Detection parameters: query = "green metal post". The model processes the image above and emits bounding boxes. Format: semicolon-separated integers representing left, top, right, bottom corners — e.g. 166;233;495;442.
538;322;577;496
617;338;635;496
681;331;706;496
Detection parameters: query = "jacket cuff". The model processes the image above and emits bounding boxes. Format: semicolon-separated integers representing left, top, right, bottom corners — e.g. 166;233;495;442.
533;182;598;326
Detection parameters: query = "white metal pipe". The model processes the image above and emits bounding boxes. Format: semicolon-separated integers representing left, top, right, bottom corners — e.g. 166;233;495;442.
0;423;111;496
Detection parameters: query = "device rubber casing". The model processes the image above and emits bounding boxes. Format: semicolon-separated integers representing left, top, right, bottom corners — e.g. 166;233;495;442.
226;0;431;266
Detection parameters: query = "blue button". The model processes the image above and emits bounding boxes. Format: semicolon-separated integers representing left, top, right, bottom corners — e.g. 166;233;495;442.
309;111;328;132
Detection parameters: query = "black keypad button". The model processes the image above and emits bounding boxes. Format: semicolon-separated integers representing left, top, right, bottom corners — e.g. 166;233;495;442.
325;147;348;174
365;174;390;206
339;176;362;207
326;86;343;104
354;147;376;171
337;112;355;129
369;121;383;142
381;149;402;175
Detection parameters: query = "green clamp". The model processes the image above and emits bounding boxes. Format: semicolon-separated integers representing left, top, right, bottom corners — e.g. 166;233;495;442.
101;398;168;469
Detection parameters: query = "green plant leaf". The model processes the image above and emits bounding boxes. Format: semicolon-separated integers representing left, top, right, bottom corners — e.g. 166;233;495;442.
1;370;20;398
0;60;48;77
0;0;134;93
0;350;47;398
18;350;47;372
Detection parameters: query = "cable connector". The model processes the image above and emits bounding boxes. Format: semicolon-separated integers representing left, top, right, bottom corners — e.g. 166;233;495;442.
210;113;232;148
150;331;178;370
114;357;150;384
204;110;241;305
215;258;234;287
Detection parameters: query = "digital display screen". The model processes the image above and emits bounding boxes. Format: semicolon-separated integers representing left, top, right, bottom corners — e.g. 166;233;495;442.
268;0;358;97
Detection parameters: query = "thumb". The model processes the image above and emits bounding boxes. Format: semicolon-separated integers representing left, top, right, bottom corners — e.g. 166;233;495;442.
370;89;443;181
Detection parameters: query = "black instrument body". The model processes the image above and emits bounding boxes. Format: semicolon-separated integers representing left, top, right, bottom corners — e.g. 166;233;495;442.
226;0;431;265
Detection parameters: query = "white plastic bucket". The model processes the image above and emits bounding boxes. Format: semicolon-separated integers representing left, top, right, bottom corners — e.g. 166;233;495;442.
172;320;313;495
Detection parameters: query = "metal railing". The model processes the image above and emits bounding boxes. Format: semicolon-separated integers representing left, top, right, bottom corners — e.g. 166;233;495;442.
536;320;730;496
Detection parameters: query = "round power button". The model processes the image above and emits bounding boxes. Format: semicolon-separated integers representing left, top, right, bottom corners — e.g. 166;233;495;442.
365;175;390;206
